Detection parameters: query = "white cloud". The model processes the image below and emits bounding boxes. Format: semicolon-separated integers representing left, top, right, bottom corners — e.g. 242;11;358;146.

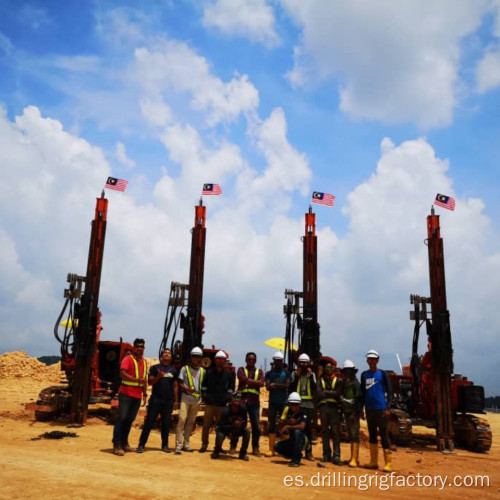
281;0;489;128
203;0;281;48
134;40;259;125
115;141;136;168
139;96;173;126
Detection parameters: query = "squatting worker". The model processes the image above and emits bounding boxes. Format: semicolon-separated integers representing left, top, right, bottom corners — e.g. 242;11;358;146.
361;349;393;472
175;346;205;454
136;348;178;453
112;338;148;456
264;351;290;457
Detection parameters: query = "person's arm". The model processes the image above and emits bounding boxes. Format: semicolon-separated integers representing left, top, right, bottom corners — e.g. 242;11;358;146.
173;380;179;409
382;370;393;411
178;367;195;394
148;365;164;385
246;369;265;388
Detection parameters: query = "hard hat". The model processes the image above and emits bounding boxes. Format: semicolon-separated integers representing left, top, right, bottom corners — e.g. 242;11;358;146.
215;350;227;359
273;351;284;360
298;353;310;363
191;347;203;356
288;392;302;404
342;359;356;369
366;349;380;359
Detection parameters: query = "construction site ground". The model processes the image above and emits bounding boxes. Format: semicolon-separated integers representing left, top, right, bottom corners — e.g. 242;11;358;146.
0;351;499;499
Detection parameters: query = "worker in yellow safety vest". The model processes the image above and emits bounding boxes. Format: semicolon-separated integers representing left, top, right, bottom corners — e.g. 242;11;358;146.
236;352;265;456
317;362;344;465
175;347;205;454
112;338;148;456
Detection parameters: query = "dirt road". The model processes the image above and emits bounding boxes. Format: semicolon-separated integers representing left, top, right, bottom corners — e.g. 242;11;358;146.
0;354;498;499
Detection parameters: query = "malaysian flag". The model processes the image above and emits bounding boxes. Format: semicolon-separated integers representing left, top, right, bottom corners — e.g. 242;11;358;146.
434;193;455;211
105;176;128;192
202;183;222;195
311;191;335;207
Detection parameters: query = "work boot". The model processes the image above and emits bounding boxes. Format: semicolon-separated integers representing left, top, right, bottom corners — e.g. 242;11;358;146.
228;445;237;455
332;444;341;465
349;443;359;468
211;450;220;459
364;443;378;469
136;445;145;453
199;445;208;453
174;446;182;455
322;453;331;463
252;448;262;457
382;449;392;472
265;434;276;457
239;452;249;461
113;444;124;456
162;445;171;453
183;444;194;452
305;451;315;461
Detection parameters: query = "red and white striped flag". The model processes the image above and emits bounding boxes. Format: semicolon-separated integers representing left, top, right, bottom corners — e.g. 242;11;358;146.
105;176;128;192
202;183;222;195
311;191;335;207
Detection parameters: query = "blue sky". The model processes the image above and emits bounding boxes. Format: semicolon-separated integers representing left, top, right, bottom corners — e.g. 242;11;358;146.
1;0;499;395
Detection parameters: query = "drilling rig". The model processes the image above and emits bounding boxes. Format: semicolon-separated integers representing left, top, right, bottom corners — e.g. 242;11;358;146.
388;207;492;452
27;192;133;423
159;199;230;370
283;206;334;370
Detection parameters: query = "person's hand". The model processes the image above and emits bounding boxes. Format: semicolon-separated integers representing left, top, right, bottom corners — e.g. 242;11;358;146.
142;394;147;406
360;410;366;421
234;419;243;428
174;401;179;410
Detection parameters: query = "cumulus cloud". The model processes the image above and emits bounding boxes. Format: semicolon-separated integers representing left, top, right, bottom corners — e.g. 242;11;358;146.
202;0;281;48
281;0;489;128
476;51;500;93
134;40;259;126
115;142;136;168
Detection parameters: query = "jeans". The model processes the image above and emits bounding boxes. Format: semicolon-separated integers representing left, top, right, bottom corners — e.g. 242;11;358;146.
112;393;141;445
215;427;250;455
274;429;306;463
138;395;174;447
247;405;261;450
366;409;391;449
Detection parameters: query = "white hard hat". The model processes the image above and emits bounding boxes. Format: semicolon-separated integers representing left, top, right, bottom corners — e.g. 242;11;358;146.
298;353;310;363
191;347;203;356
288;392;302;404
342;359;356;370
273;351;284;360
215;350;227;359
366;349;379;359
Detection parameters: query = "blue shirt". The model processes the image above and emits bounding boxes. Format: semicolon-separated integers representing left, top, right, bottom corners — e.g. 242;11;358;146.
361;369;390;410
265;368;290;405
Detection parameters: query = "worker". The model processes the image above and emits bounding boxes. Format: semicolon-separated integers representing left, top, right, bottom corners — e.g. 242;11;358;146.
289;353;317;461
316;362;343;465
175;346;205;454
199;350;235;453
340;359;363;467
236;352;265;456
136;348;178;453
361;349;393;472
112;338;148;456
264;351;290;457
211;391;250;461
274;392;309;467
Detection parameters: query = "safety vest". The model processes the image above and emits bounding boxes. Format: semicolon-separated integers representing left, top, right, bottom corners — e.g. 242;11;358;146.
185;365;205;398
318;377;337;405
122;356;147;386
296;373;313;400
242;368;260;395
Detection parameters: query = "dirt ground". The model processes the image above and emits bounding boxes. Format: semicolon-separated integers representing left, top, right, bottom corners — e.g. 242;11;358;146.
0;352;499;499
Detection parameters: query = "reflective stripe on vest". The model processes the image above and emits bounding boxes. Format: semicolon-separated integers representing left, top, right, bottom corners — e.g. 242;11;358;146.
242;368;260;395
122;356;147;386
318;377;337;405
297;374;313;400
186;365;205;398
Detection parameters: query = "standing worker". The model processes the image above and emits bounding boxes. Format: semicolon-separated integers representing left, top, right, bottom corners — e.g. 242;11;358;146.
361;349;393;472
289;353;317;461
237;352;265;456
199;350;235;453
136;348;178;453
112;338;148;456
316;362;343;464
175;346;205;454
264;351;290;457
340;359;363;467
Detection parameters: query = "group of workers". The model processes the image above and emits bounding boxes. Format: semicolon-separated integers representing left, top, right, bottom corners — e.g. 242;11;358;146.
112;339;393;471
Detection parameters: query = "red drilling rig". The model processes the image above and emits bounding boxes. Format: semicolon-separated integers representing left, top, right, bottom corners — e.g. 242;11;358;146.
159;199;230;370
27;192;133;423
387;207;492;452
